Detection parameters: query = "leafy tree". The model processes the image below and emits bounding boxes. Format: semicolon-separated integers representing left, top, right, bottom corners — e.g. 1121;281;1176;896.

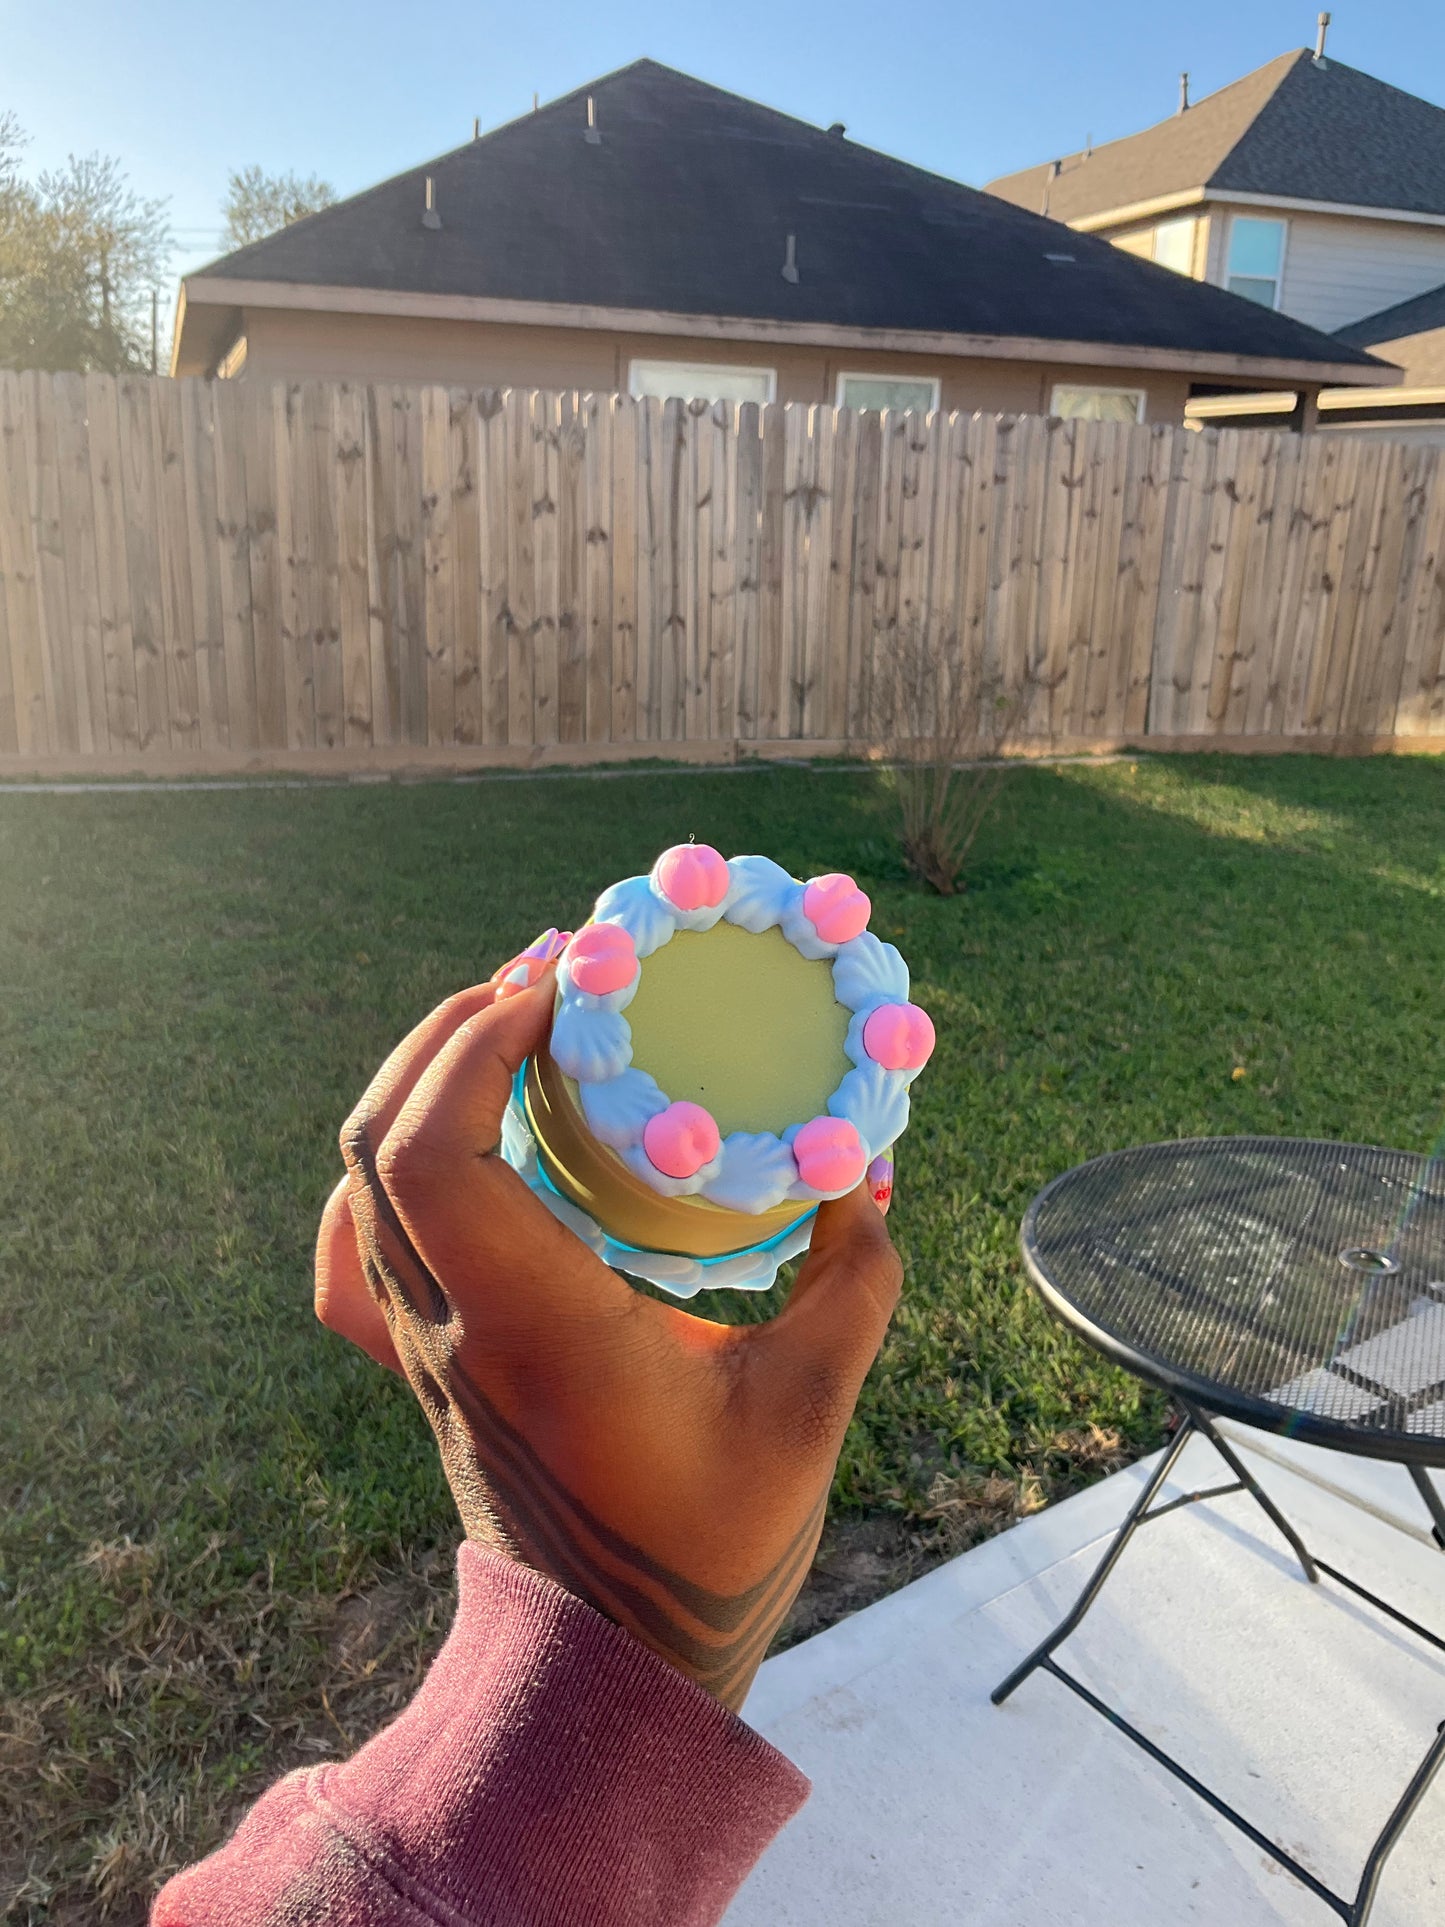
0;119;171;372
221;166;336;249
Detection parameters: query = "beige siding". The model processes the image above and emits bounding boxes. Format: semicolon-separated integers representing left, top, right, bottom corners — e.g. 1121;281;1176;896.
1352;325;1445;387
1110;226;1154;260
235;306;1193;422
1278;212;1445;331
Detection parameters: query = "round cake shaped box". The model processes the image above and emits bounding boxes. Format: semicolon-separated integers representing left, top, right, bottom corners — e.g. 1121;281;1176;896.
499;845;934;1296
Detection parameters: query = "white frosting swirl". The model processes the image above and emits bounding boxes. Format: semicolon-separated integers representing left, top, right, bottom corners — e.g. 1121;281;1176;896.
592;875;678;958
579;1068;668;1148
551;1002;633;1083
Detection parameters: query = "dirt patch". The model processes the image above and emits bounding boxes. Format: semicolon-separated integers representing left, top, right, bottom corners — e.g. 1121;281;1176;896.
779;1514;925;1646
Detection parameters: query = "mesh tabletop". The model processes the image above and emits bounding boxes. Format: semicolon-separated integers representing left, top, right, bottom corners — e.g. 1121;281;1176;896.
1023;1138;1445;1467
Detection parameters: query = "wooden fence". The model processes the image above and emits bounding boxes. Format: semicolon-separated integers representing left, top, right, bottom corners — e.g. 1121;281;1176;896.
1;370;1443;774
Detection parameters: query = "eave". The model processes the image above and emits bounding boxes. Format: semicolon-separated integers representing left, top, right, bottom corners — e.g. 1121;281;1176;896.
171;275;1400;390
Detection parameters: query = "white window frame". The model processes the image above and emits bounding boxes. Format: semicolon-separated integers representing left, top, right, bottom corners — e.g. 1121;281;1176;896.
627;358;777;404
1224;213;1289;311
1048;384;1147;424
834;371;942;415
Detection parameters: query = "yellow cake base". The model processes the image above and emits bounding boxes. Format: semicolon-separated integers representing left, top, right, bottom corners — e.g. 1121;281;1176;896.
623;922;850;1134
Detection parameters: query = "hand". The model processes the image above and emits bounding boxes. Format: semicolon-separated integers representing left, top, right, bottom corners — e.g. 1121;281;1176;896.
315;965;902;1710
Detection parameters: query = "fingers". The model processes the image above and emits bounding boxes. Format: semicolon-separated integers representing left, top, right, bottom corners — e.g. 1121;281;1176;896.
755;1183;903;1447
337;930;571;1173
341;982;500;1171
315;1176;405;1375
351;973;639;1341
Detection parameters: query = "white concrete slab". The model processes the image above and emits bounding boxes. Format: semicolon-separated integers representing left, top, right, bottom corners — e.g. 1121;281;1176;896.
1220;1421;1445;1550
731;1434;1445;1926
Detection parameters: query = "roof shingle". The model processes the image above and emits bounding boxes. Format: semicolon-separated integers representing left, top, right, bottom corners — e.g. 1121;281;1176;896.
192;59;1381;374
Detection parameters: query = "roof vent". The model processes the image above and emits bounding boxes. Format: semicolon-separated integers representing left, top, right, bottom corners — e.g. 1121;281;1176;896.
1314;9;1331;64
473;116;481;139
827;121;846;137
1041;158;1062;215
1178;71;1190;115
1044;251;1076;263
421;176;441;230
782;232;799;284
585;95;601;144
533;91;540;113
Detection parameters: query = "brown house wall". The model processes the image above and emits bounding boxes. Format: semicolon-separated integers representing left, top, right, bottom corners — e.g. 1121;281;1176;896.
235;307;1194;422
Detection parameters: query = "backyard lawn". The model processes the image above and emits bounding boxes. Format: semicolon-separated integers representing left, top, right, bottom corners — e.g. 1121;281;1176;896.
2;752;1442;1922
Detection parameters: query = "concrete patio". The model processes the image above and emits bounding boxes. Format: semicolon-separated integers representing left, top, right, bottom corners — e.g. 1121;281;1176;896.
732;1428;1445;1925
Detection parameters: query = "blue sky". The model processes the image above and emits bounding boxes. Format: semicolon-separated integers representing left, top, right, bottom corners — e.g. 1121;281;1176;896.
5;0;1445;288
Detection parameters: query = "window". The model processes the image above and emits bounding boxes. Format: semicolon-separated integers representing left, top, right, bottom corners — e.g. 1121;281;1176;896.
1226;216;1286;308
1152;216;1196;276
835;373;940;415
627;360;775;404
1049;385;1146;424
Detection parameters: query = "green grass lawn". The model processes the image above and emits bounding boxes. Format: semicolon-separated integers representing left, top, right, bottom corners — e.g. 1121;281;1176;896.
2;753;1442;1921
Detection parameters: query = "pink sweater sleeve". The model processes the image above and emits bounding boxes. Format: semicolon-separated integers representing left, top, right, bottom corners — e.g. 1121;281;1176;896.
152;1542;808;1926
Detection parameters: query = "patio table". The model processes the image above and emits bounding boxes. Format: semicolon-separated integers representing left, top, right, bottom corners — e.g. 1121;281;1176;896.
992;1136;1445;1927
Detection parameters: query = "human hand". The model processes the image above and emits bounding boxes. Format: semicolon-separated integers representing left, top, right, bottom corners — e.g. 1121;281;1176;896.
315;953;902;1710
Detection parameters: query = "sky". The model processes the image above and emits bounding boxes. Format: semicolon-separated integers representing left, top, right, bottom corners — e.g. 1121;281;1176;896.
5;0;1445;295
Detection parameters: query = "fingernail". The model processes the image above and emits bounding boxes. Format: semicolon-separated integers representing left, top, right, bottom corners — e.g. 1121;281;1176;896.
867;1153;895;1215
490;928;573;992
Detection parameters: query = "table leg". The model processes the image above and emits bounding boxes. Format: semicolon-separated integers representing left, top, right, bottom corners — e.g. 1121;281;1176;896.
1407;1463;1445;1552
990;1418;1195;1706
1183;1403;1319;1584
1348;1720;1445;1927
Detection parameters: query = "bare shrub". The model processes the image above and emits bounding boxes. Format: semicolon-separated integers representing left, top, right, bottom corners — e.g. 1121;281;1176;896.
868;619;1017;894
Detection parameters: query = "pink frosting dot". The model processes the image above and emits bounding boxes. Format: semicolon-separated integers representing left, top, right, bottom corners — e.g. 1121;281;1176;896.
642;1100;721;1180
803;872;871;945
792;1115;868;1194
862;1002;936;1073
563;922;638;997
653;843;731;912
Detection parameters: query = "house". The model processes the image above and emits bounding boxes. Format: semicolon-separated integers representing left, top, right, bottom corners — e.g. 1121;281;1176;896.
170;60;1390;427
985;27;1445;434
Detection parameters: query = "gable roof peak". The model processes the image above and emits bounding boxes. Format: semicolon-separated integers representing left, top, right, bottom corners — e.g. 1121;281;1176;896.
987;46;1445;225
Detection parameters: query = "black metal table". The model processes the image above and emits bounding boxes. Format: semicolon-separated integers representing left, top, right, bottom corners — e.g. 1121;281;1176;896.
992;1137;1445;1927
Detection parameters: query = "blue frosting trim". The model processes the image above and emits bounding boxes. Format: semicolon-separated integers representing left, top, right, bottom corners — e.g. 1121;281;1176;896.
592;876;677;958
579;1066;669;1147
551;1002;633;1083
548;853;924;1214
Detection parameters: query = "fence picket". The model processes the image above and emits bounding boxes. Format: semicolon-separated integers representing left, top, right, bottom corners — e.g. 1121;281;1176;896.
52;372;107;752
333;383;372;745
584;392;614;744
609;393;637;744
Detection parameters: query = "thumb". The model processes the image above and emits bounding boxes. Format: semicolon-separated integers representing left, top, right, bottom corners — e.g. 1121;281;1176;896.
758;1183;903;1416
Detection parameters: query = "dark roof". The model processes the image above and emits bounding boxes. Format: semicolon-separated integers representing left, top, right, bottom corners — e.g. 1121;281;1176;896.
190;60;1381;375
987;50;1445;225
1337;281;1445;347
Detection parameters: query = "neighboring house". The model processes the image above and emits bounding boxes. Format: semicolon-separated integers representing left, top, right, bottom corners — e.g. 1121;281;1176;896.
986;31;1445;434
170;61;1388;427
